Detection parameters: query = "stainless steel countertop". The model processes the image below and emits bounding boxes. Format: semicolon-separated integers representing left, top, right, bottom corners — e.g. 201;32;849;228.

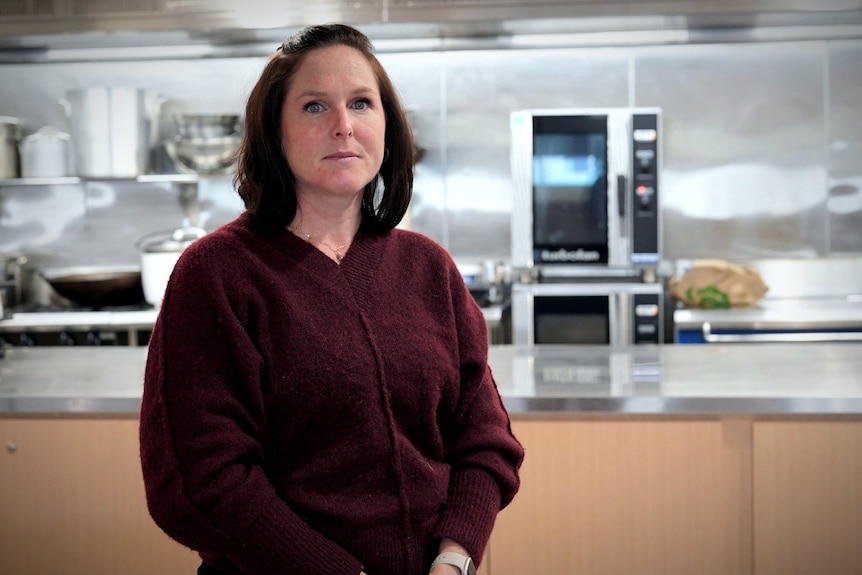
673;296;862;330
490;344;862;414
2;344;862;415
0;347;149;414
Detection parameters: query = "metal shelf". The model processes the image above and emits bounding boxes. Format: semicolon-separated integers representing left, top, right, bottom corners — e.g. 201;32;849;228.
0;173;230;186
0;176;82;186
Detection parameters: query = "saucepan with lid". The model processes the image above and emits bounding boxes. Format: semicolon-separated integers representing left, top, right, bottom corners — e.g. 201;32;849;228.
137;226;207;308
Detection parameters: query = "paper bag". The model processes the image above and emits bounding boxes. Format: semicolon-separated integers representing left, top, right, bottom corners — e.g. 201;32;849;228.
670;259;769;309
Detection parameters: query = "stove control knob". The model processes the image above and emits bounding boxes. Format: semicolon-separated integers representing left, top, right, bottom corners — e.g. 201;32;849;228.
58;332;76;346
17;333;35;347
86;331;102;346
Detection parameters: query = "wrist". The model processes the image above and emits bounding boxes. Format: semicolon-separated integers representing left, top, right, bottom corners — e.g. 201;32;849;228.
437;537;469;556
429;564;460;575
430;551;476;575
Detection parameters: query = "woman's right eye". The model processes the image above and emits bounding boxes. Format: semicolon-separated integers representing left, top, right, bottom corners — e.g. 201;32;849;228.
303;102;324;113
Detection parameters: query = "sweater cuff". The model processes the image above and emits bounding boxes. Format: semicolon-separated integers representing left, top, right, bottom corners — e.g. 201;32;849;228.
433;468;503;562
228;494;364;575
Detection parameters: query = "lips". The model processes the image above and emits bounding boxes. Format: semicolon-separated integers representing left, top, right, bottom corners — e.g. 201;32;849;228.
325;151;359;160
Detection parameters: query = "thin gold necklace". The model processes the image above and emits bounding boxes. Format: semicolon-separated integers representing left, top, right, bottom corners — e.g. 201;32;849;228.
288;226;350;263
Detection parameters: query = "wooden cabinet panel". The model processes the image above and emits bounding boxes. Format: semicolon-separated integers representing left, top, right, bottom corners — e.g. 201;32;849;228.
487;419;753;575
753;421;862;575
4;416;859;575
0;419;200;575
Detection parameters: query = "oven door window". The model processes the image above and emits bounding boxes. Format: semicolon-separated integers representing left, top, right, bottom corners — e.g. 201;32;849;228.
534;295;610;344
532;115;608;264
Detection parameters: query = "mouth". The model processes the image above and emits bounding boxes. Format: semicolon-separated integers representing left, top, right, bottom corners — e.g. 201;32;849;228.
325;151;360;160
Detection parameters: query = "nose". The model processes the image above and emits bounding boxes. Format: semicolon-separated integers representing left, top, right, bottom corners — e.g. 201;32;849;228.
333;108;354;138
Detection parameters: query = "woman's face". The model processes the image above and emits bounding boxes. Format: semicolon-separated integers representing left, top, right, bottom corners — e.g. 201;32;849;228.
280;45;386;203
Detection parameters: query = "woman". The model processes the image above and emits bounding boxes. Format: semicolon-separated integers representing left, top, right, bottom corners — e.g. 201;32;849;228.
139;23;524;575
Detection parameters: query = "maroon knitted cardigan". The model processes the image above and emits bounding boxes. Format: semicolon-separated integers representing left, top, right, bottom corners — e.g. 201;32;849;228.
139;212;524;575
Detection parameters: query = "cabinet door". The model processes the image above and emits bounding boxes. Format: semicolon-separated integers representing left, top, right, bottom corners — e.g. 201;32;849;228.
487;419;753;575
0;418;200;575
754;421;862;575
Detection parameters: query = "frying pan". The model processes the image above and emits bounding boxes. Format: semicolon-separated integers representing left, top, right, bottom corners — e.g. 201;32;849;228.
39;266;145;308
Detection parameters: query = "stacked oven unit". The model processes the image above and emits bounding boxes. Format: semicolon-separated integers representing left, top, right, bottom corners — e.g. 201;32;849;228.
509;108;664;346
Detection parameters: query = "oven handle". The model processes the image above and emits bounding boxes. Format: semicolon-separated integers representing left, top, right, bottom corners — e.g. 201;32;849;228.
702;321;862;343
617;174;626;218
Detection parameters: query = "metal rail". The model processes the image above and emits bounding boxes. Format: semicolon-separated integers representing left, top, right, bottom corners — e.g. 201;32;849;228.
702;321;862;343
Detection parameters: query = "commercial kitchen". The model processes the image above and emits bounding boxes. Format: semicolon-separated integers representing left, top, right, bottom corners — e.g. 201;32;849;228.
1;1;861;575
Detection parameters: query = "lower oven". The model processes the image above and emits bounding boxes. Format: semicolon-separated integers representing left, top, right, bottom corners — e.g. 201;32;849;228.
511;282;663;345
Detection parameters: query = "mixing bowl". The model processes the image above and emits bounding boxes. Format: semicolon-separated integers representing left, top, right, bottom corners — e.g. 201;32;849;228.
165;135;241;175
175;114;241;139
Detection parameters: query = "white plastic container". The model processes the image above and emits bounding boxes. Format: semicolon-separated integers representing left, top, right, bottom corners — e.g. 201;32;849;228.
19;126;71;178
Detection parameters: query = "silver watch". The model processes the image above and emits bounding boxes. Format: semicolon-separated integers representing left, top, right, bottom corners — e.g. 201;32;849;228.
431;552;477;575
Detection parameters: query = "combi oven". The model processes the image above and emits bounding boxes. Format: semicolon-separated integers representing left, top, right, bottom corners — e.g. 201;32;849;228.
511;282;663;346
510;107;661;273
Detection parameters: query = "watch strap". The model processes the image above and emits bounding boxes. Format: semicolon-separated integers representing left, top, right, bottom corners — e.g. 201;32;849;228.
431;551;475;575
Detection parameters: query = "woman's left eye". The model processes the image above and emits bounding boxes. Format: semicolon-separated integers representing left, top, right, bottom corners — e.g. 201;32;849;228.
351;99;370;111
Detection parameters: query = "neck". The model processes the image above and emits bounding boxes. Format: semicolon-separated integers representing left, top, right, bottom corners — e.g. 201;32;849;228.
288;218;358;247
288;209;360;264
290;201;360;243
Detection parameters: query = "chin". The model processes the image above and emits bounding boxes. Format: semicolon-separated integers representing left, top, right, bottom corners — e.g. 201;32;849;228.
325;174;376;195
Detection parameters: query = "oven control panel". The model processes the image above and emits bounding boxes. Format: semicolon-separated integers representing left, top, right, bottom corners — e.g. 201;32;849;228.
633;293;662;344
631;113;660;266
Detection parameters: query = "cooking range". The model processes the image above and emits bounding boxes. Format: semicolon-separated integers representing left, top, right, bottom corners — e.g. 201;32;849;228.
0;305;157;346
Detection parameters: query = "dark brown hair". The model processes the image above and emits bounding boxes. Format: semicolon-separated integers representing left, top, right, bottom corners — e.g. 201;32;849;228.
233;23;414;236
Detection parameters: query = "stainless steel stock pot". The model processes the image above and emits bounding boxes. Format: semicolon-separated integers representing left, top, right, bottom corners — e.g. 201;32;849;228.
62;87;164;178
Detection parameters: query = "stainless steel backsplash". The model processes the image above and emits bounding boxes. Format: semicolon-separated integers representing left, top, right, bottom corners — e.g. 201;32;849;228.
0;30;860;295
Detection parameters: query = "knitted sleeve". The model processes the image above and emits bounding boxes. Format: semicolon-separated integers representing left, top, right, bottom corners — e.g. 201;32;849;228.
432;257;525;562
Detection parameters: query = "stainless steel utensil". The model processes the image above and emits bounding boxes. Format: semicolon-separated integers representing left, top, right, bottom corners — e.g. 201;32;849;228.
62;87;165;178
0;116;22;179
164;135;241;175
175;114;241;139
39;266;144;308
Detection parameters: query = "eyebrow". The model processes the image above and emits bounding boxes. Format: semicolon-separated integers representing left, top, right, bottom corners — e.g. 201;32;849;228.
294;87;379;100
